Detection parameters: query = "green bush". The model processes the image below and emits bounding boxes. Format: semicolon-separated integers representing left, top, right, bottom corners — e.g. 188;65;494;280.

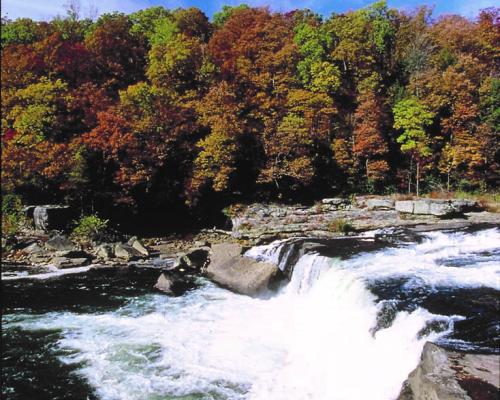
71;214;109;244
2;194;26;238
327;218;354;234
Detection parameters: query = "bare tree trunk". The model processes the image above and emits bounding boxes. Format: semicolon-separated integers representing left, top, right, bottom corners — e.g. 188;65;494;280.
408;158;413;195
416;162;420;197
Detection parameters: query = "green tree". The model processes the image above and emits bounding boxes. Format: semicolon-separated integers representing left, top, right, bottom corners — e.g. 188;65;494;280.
4;78;70;142
294;22;340;93
1;18;39;46
212;5;249;27
129;6;172;45
393;98;434;196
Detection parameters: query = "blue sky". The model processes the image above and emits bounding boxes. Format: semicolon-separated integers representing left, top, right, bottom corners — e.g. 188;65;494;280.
1;0;497;21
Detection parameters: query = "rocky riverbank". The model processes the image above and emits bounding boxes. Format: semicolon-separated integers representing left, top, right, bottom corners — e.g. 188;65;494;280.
228;196;500;242
2;209;499;400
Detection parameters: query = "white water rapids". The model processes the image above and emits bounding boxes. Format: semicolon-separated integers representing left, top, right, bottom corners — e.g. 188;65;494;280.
5;228;500;400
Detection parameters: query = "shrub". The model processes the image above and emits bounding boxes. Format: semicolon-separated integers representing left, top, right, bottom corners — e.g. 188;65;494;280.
1;194;26;238
327;218;354;234
71;214;109;244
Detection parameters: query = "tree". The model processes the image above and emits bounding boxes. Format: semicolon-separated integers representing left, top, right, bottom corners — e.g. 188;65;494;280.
393;98;434;196
1;18;39;46
353;91;390;184
84;13;146;91
147;33;204;92
129;6;172;45
174;7;211;42
294;22;341;93
258;89;335;196
212;5;249;27
191;82;243;194
3;78;71;142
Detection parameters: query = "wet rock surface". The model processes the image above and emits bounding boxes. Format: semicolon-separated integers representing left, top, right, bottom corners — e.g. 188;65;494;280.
398;342;499;400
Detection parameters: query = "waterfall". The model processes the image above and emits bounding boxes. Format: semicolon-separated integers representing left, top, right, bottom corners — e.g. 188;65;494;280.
3;228;499;400
247;253;453;400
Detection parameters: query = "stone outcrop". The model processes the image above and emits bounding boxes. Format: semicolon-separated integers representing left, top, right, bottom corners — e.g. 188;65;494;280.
321;198;350;208
398;342;499;400
395;199;479;217
228;197;490;242
32;205;72;231
205;243;281;296
366;198;395;210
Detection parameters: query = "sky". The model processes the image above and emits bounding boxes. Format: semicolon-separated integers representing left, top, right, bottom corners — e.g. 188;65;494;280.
1;0;497;21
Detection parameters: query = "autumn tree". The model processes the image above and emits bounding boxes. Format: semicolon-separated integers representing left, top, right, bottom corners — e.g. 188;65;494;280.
258;89;336;197
84;13;146;91
352;91;390;185
191;82;244;195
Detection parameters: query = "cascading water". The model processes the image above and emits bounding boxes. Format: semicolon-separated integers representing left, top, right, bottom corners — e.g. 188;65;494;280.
2;228;499;400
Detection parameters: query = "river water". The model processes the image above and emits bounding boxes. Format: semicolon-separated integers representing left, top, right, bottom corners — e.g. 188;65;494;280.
2;228;499;400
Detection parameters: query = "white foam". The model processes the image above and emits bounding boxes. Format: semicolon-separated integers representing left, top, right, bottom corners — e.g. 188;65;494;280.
244;238;296;270
2;265;98;280
345;228;500;290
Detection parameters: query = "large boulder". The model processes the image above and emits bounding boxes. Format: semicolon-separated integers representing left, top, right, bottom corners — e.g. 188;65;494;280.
51;256;90;269
95;243;114;260
205;243;280;296
398;342;499;400
114;243;143;261
21;242;45;255
33;205;72;231
127;237;149;256
154;272;194;296
45;234;76;252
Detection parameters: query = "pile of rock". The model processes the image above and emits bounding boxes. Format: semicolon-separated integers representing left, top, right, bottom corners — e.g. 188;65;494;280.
13;233;152;268
154;242;211;296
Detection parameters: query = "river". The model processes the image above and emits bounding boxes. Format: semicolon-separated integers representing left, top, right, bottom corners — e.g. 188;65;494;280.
2;227;499;400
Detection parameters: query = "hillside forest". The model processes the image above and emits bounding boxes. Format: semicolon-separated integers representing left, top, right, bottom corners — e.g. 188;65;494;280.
1;2;499;227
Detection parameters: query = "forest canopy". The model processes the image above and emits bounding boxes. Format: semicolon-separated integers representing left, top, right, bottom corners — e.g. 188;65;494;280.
1;2;499;223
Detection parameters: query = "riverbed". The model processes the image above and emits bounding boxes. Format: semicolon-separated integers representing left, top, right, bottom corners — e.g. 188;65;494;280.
2;227;499;400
